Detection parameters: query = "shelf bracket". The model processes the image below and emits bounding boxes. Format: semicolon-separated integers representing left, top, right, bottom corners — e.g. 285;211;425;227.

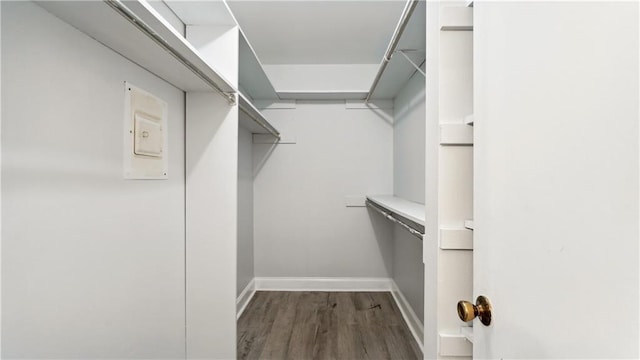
396;50;425;77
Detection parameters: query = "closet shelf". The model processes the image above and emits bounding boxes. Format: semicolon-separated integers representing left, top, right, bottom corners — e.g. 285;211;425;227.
238;93;280;138
37;0;236;102
239;30;279;100
366;195;425;227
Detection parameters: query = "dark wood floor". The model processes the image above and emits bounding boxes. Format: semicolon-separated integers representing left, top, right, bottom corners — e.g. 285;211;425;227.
237;291;422;360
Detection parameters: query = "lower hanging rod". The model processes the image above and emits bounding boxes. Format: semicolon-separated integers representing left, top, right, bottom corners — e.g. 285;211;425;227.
104;0;236;105
366;200;424;240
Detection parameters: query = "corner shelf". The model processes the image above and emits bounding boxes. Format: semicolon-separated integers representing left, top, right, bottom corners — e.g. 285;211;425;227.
37;0;236;97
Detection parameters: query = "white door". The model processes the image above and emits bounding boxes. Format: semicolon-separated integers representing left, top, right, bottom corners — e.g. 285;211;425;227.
473;1;638;358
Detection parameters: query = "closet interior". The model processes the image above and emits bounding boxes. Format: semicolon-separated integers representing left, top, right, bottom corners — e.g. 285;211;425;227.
2;0;475;359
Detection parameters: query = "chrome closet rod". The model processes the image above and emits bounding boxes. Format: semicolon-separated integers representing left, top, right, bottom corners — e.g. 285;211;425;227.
365;0;420;103
104;0;237;105
366;200;424;240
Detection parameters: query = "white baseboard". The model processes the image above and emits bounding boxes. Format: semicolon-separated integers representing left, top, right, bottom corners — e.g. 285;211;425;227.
254;277;393;292
236;279;256;319
390;280;424;352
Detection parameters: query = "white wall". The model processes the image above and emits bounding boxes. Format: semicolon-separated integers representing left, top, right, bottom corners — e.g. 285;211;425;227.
263;64;378;92
2;2;185;358
237;125;254;295
253;101;394;278
394;72;426;204
392;72;426;321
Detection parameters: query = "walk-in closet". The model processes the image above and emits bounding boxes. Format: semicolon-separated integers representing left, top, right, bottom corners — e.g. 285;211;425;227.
2;0;638;359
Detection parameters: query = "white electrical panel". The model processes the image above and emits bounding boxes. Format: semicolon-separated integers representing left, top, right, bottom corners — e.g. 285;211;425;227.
124;82;168;179
134;114;163;157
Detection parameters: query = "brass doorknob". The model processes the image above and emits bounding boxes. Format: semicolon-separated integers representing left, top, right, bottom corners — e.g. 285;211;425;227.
457;295;492;326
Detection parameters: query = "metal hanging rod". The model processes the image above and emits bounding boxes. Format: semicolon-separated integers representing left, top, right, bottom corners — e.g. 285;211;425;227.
104;0;237;105
366;200;424;240
365;0;420;103
238;94;281;139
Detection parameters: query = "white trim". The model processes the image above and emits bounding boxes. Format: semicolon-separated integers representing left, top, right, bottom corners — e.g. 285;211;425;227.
390;280;424;353
236;279;256;319
254;277;393;292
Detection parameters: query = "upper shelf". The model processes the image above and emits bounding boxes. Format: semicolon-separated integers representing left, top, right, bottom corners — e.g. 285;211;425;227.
369;0;426;100
366;195;425;226
37;0;236;98
239;30;279;101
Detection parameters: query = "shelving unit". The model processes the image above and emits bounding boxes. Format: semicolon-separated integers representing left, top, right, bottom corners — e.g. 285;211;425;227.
38;0;236;102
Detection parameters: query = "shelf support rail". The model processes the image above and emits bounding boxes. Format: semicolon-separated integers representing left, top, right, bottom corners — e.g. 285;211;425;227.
365;0;420;103
366;200;424;240
104;0;237;105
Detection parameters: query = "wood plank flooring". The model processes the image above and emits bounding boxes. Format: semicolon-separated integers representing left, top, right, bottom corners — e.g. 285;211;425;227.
237;291;422;360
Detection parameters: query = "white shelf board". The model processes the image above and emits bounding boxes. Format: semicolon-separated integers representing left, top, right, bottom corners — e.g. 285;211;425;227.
439;332;472;357
369;1;425;100
460;326;474;343
277;91;368;101
239;30;279;100
440;123;474;145
238;93;279;136
37;1;236;94
440;6;473;31
439;228;473;250
464;219;474;230
366;195;425;226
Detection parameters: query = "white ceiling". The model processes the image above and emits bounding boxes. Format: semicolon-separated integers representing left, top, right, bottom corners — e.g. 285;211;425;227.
226;1;406;65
